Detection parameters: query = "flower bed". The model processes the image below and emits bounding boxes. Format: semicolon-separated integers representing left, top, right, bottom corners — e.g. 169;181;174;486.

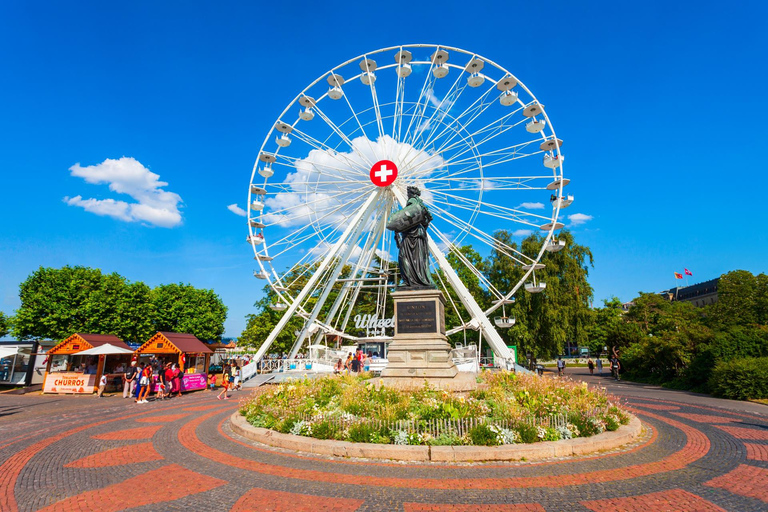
240;372;629;446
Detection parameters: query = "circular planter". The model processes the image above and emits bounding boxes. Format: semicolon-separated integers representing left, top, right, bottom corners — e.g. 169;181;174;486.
229;412;643;463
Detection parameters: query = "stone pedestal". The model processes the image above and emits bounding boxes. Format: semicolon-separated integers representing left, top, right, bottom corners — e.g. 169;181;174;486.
381;289;463;386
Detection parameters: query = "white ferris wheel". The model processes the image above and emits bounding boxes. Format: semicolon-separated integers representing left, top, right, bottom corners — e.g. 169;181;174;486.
247;44;571;364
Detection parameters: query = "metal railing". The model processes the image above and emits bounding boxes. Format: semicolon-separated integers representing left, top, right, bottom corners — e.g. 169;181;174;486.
295;412;573;438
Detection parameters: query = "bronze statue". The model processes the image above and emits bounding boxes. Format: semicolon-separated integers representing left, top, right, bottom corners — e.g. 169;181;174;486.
386;186;435;289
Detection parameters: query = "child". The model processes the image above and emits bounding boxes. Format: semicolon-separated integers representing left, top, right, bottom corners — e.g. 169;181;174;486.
97;373;107;397
208;373;216;391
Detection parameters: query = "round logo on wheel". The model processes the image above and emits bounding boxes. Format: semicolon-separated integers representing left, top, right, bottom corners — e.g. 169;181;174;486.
369;160;398;187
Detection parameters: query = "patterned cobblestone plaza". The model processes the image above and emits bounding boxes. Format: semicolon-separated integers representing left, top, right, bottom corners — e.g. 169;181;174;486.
1;368;766;512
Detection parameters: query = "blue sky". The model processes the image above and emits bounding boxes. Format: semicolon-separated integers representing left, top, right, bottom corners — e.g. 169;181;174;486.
1;1;766;338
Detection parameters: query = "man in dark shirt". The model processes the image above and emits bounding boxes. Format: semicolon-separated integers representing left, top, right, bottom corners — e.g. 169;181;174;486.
123;361;138;399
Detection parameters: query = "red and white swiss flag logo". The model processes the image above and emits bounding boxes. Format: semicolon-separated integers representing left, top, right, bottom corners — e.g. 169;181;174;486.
369;160;398;187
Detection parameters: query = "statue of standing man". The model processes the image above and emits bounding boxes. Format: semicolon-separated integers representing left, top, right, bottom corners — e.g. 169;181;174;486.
386;186;435;289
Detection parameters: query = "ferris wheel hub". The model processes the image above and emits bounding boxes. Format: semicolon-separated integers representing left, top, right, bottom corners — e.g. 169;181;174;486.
369;159;398;187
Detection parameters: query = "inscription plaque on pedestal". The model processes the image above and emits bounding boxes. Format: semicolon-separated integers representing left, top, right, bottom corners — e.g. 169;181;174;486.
396;301;436;334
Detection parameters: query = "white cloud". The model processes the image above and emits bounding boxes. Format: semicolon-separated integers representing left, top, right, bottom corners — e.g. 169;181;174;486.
64;157;182;228
227;203;247;217
263;135;443;229
513;229;533;237
568;213;593;226
518;202;544;210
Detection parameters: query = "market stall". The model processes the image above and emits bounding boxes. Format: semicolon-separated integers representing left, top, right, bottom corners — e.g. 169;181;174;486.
43;334;133;394
134;332;212;392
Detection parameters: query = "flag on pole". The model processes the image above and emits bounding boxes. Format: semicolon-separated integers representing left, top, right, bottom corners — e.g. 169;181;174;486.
684;268;693;276
674;272;683;279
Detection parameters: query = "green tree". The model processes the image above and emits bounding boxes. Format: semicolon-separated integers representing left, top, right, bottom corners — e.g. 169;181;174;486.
14;266;107;340
151;283;227;341
0;311;10;338
588;297;624;355
708;270;758;327
485;230;594;360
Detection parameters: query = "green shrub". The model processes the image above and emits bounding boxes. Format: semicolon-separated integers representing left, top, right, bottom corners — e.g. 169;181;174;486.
604;415;621;431
277;416;299;434
311;420;340;440
709;357;768;400
428;432;463;446
468;424;500;446
348;422;377;443
516;423;538;444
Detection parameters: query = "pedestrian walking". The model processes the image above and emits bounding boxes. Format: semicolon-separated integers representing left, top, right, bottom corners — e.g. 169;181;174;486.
610;356;621;381
97;373;107;397
557;356;565;377
596;357;603;375
233;365;242;391
137;364;152;403
217;364;230;400
587;358;594;375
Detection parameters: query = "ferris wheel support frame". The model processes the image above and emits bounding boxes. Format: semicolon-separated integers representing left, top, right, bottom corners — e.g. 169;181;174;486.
287;191;383;359
251;191;380;362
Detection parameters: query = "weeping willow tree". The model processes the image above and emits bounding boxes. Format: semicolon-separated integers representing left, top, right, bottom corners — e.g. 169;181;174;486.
485;230;594;360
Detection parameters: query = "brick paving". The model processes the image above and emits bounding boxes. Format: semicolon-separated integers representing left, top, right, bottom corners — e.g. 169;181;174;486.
0;369;765;512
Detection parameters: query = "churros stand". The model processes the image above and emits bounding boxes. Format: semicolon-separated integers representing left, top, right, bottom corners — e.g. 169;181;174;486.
134;332;212;392
43;333;133;394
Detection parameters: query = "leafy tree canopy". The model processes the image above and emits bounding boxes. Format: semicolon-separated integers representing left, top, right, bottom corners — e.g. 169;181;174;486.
13;266;227;343
151;283;228;341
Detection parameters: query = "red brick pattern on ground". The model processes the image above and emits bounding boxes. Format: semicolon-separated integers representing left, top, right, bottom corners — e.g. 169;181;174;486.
92;425;163;440
704;464;768;503
179;408;709;490
184;404;225;411
404;504;545;511
632;403;680;410
581;488;726;512
671;412;739;424
231;488;364;512
714;424;768;440
0;398;204;512
64;442;163;468
136;413;190;423
744;443;768;461
38;463;226;512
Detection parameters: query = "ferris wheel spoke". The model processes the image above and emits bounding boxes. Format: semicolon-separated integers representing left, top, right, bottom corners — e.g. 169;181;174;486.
420;82;497;153
263;185;371;223
427;201;534;265
439;137;542;169
431;225;501;297
401;54;440;146
327;206;389;332
274;151;368;181
409;59;468;150
436;107;527;157
428;84;501;156
312;103;377;170
265;191;366;250
361;56;385;139
433;267;468;327
429;192;553;225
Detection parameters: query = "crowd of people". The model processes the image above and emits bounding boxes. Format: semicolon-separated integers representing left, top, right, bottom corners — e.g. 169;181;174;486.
118;355;247;403
121;356;186;403
333;348;372;374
